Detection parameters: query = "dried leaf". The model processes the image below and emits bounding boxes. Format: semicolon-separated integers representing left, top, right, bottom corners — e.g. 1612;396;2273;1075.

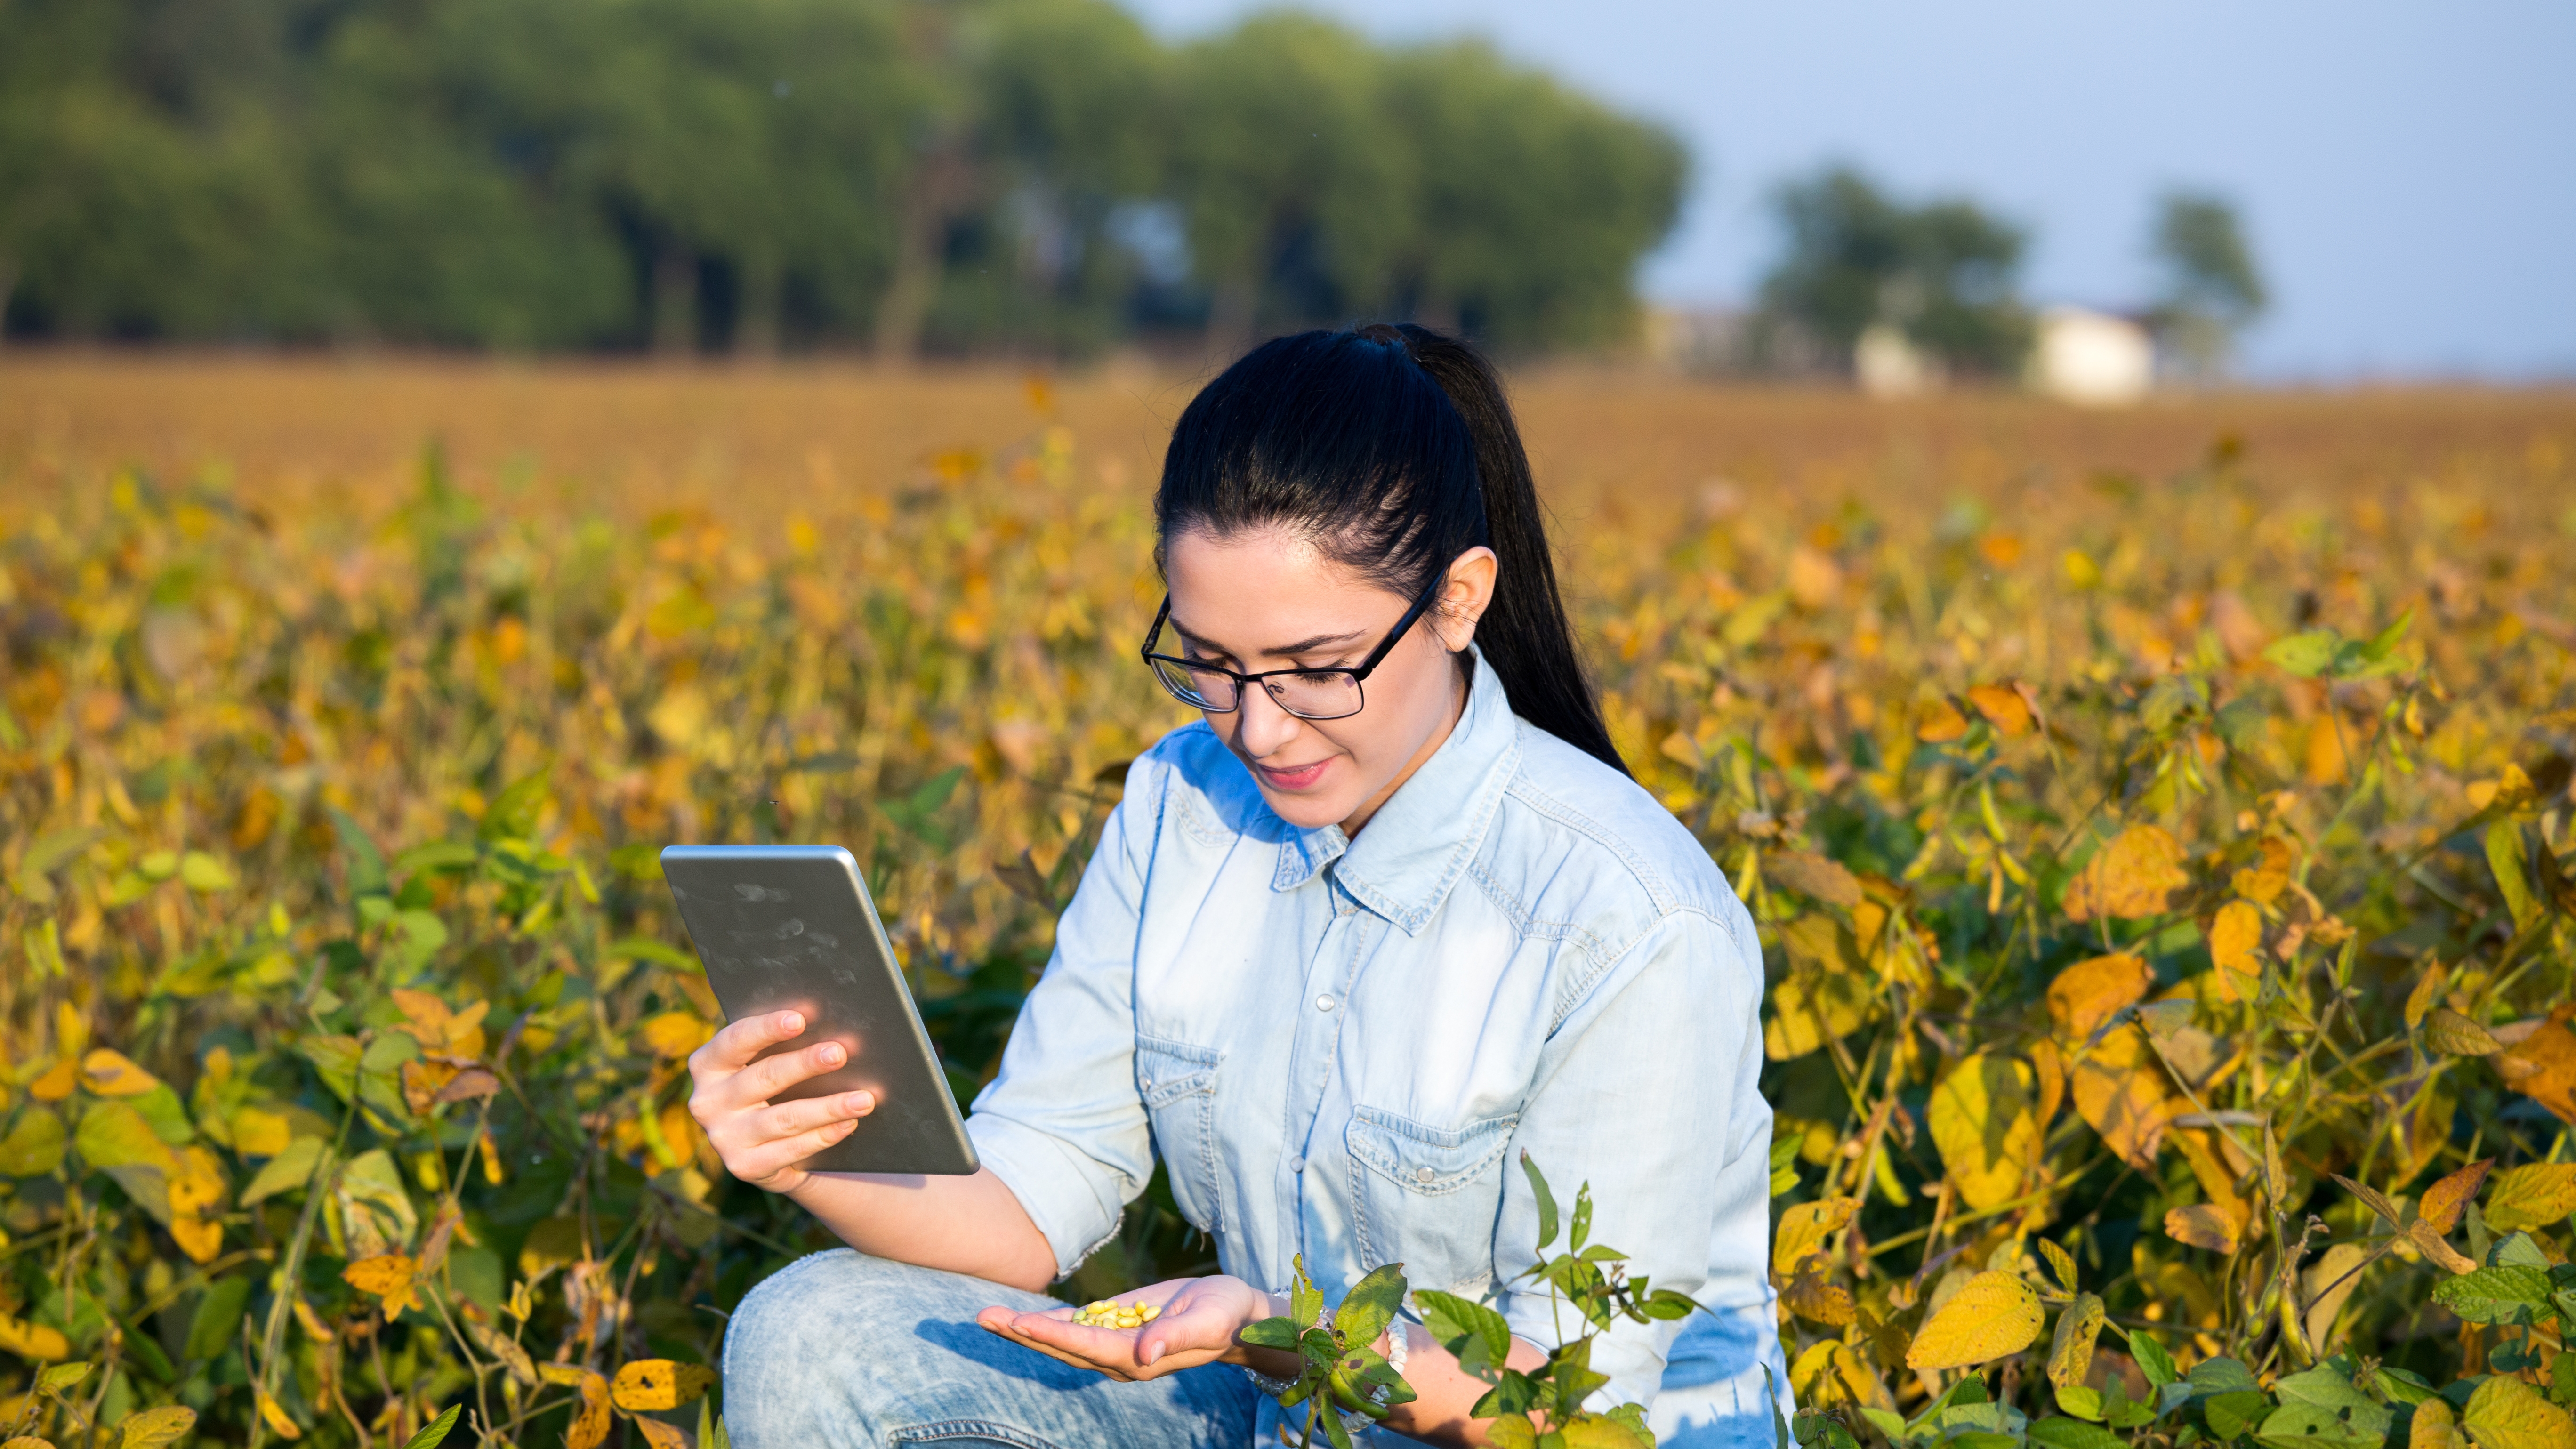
1928;1052;2040;1211
2418;1159;2495;1235
550;1367;612;1449
2426;1009;2505;1056
2405;1220;2478;1275
612;1360;717;1412
2062;825;2191;922
1772;1198;1858;1279
2490;1006;2576;1125
1767;852;1864;908
2208;900;2264;1002
1781;1266;1856;1327
2482;1162;2576;1233
1904;1271;2045;1370
2047;953;2156;1043
2232;836;2294;904
2403;968;2445;1030
2165;1203;2242;1255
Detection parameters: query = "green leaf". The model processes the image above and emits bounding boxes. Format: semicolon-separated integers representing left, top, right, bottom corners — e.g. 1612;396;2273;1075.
1561;1416;1651;1449
1417;1289;1513;1375
394;841;480;877
1289;1255;1324;1329
2130;1330;2180;1387
37;1360;95;1393
2493;1232;2552;1270
241;1136;325;1205
2206;1390;2273;1439
1641;1288;1698;1321
2191;1358;2262;1395
400;1403;464;1449
0;1105;69;1176
1549;1336;1610;1411
605;936;700;971
20;825;109;881
2031;1417;2129;1449
1523;1151;1560;1251
2260;1362;2392;1449
1570;1182;1594;1253
1320;1400;1356;1449
77;1099;175;1171
1239;1318;1303;1350
1488;1414;1539;1449
1335;1262;1408;1350
2373;1368;2438;1407
2485;821;2540;932
480;770;554;841
185;1274;252;1361
2360;608;2416;662
2264;629;2343;678
330;807;390;897
2433;1265;2556;1326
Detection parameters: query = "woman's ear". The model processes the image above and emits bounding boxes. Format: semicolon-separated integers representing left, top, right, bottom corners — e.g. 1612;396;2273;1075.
1434;547;1499;652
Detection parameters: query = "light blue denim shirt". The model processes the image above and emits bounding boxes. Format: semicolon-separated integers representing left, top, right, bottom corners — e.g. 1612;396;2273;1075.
967;650;1786;1445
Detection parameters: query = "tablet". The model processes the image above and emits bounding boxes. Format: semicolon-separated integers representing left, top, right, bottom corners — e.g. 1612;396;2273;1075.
659;845;979;1176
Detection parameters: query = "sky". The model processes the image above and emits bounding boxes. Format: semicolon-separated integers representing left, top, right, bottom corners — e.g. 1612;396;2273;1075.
1122;0;2576;380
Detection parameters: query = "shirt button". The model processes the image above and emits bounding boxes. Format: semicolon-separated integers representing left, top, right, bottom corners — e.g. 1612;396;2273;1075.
1416;1167;1436;1184
1290;1157;1306;1173
1315;993;1336;1012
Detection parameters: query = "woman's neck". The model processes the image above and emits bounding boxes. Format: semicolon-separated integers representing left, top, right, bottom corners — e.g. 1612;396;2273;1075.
1337;659;1473;838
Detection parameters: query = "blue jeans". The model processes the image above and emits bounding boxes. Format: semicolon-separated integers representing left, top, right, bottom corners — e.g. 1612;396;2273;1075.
723;1250;1261;1448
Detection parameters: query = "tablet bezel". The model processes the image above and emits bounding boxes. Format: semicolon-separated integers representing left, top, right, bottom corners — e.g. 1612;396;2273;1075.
659;845;979;1176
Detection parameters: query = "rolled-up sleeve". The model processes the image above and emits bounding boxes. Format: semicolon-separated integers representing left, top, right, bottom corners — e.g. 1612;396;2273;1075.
965;756;1163;1278
1493;906;1770;1412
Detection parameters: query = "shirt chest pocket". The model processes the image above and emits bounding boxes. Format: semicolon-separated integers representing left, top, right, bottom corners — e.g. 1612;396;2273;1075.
1344;1105;1519;1296
1136;1037;1225;1235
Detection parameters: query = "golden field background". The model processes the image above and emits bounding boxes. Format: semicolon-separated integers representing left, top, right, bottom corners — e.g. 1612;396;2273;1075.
2;357;2574;1449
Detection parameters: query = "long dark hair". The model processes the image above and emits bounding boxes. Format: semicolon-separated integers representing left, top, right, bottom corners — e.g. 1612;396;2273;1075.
1154;322;1626;775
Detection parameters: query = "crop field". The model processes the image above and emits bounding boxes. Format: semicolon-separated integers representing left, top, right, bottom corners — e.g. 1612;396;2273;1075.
2;357;2574;1448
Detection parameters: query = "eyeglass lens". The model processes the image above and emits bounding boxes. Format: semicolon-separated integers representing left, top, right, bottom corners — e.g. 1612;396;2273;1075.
1149;658;1363;720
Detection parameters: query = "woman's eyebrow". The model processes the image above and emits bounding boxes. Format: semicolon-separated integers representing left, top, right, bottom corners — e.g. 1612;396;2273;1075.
1170;619;1368;658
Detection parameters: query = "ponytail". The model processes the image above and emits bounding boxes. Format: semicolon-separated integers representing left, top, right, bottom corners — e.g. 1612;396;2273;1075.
1154;322;1628;776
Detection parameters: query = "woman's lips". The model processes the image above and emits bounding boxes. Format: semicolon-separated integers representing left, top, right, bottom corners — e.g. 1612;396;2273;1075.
1255;757;1333;791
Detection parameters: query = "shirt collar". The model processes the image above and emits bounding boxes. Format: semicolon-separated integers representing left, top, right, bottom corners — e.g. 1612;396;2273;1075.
1271;649;1521;935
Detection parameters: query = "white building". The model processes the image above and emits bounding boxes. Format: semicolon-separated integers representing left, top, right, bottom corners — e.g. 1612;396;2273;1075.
2028;305;2155;406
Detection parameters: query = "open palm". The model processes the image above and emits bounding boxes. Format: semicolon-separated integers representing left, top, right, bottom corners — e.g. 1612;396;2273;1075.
975;1275;1272;1383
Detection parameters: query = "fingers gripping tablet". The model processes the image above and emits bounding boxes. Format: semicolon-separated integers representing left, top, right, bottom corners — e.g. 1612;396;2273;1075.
660;845;979;1176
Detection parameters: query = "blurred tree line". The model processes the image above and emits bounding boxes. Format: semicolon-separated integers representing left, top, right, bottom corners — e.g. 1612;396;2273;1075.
1748;165;2266;380
0;0;1686;357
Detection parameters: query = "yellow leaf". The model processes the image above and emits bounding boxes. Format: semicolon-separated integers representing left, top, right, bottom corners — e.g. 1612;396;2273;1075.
1967;683;2033;737
1904;1271;2044;1370
256;1390;302;1441
2404;968;2444;1031
28;1059;77;1103
2231;836;2293;904
1916;699;1969;743
2460;1371;2576;1449
78;1050;160;1098
2047;953;2155;1043
2069;1025;2182;1170
2061;825;2190;922
4;1435;59;1449
2413;1398;2463;1449
2164;1203;2241;1255
1772;1198;1858;1279
2418;1159;2495;1235
400;1057;461;1115
547;1367;612;1449
1763;967;1876;1061
1781;1266;1856;1327
1765;852;1864;909
231;1107;293;1158
342;1255;419;1316
2208;900;2264;1003
2427;1009;2505;1056
633;1421;693;1449
0;1312;72;1360
1789;1339;1892;1411
2047;1292;2105;1387
612;1360;717;1412
115;1405;196;1449
1927;1052;2039;1212
2482;1162;2576;1233
640;1013;717;1062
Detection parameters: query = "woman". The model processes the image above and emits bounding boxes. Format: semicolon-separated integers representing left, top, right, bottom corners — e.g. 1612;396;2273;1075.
697;324;1783;1448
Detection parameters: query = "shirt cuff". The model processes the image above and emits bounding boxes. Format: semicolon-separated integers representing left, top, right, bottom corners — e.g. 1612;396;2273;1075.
964;1112;1130;1280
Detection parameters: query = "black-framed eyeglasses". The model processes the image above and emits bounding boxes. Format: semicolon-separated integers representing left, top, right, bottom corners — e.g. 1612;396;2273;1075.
1139;571;1445;721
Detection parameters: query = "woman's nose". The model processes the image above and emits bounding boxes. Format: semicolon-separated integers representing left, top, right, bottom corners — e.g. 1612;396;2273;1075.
1233;683;1303;756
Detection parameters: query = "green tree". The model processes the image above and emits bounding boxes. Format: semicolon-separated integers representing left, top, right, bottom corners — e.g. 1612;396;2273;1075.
1382;40;1686;351
1757;164;2031;378
2149;189;2266;381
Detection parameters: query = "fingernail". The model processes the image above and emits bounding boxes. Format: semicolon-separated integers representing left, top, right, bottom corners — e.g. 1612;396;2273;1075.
1143;1341;1163;1366
782;1012;804;1032
851;1092;875;1115
821;1043;844;1064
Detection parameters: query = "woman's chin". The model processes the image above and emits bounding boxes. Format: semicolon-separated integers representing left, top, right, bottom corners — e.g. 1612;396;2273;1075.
1256;786;1353;831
